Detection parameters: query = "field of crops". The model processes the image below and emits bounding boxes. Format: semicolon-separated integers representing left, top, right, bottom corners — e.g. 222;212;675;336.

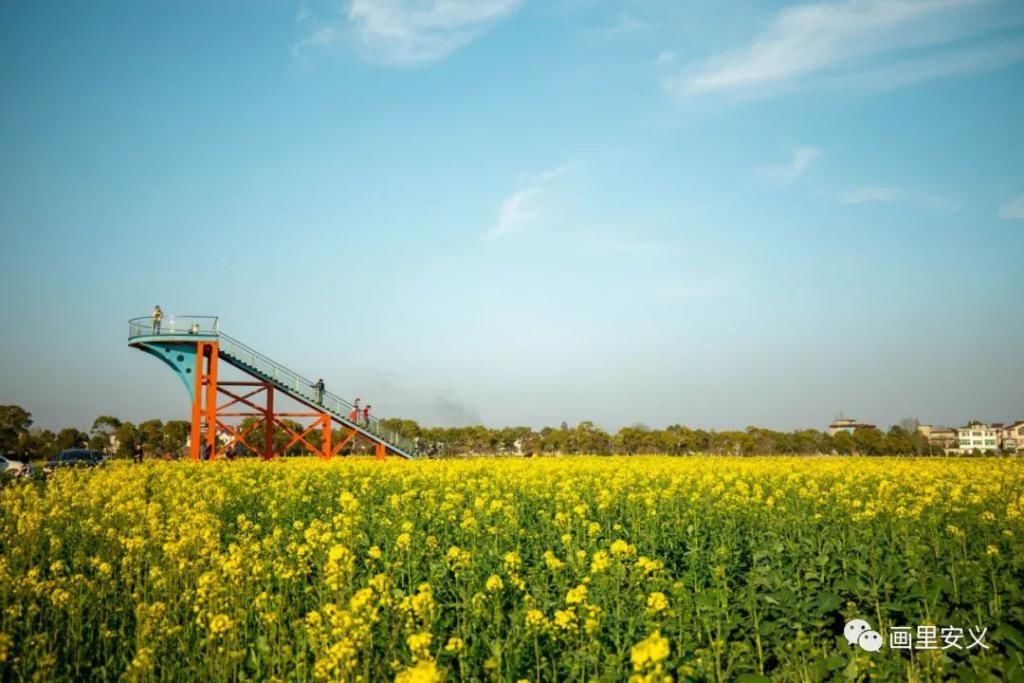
1;457;1023;681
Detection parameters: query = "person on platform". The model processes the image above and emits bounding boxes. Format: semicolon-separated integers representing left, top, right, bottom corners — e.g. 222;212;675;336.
314;379;325;404
152;305;163;334
189;320;200;335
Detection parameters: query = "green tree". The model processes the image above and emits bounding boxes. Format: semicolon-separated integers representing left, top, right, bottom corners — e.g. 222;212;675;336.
137;419;164;453
615;424;654;455
540;427;568;454
114;422;138;458
89;415;121;452
162;420;190;454
574;421;611;454
884;426;915;455
662;425;696;454
55;427;88;450
22;428;56;460
832;431;855;454
853;427;885;455
0;405;33;452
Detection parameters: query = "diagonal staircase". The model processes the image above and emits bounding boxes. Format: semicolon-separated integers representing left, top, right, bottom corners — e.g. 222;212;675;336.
215;332;417;459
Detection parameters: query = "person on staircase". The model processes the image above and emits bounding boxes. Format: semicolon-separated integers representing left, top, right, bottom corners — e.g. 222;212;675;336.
363;405;372;431
350;398;361;424
314;378;325;404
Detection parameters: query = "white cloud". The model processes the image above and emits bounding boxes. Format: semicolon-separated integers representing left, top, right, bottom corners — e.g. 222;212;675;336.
839;185;955;210
665;0;1023;98
490;188;541;238
826;37;1024;90
291;26;340;59
759;146;821;185
589;13;651;39
309;27;340;46
999;194;1024;220
524;161;577;186
346;0;521;66
655;50;676;67
487;162;576;239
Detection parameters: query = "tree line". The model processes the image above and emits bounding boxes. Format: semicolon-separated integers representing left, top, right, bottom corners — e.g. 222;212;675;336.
376;419;947;457
1;404;972;460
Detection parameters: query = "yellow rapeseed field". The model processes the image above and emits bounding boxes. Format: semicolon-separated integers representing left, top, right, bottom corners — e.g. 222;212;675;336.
1;456;1023;681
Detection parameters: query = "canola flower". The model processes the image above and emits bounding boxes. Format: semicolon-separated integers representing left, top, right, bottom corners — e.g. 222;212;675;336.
0;456;1022;681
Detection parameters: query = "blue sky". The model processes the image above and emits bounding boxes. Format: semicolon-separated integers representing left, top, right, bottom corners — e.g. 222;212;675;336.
1;0;1022;432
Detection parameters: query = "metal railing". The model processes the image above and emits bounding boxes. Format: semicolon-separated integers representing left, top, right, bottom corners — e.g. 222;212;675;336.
128;315;219;338
218;333;417;456
127;314;417;456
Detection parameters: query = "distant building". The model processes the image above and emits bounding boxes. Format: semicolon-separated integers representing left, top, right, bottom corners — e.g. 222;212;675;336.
828;418;876;436
917;424;957;451
1001;421;1024;453
955;421;1000;453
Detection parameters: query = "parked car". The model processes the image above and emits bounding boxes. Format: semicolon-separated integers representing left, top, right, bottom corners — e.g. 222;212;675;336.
1;453;30;477
44;449;105;473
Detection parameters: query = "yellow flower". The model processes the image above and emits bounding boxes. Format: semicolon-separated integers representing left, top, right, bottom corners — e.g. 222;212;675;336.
646;592;668;613
610;539;636;558
503;551;522;571
394;659;443;683
407;632;432;659
525;609;548;631
368;545;383;560
50;588;71;608
542;551;564;571
565;584;588;606
485;574;504;592
445;546;472;571
208;613;234;637
411;584;435;621
444;636;464;654
635;556;664;574
631;630;670;671
553;609;576;631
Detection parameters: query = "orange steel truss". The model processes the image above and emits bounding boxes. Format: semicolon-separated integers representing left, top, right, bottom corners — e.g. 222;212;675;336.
187;341;382;461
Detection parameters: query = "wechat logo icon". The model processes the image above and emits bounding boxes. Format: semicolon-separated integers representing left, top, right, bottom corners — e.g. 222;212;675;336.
845;619;883;653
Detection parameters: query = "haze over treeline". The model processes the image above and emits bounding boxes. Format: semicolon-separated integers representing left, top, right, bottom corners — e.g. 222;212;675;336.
0;404;977;459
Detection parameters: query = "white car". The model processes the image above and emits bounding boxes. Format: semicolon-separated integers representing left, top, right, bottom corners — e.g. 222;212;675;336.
0;454;28;477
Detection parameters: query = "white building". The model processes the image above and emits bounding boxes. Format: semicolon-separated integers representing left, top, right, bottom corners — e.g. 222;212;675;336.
955;421;1000;453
